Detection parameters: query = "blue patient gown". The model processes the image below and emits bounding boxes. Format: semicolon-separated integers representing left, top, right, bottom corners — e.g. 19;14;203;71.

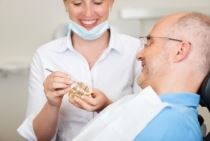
134;93;202;141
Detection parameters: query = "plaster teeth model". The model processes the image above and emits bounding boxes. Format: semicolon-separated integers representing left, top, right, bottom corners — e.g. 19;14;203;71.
68;82;92;99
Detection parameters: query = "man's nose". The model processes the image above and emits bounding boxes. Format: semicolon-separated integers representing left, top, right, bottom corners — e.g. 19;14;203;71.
136;48;144;61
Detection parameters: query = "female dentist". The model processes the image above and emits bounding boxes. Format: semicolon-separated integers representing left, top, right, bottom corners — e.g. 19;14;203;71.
18;0;141;140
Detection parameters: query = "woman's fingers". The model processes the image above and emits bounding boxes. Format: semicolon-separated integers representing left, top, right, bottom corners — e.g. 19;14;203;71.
55;87;72;96
52;82;70;90
45;72;73;90
43;71;72;107
79;95;98;106
52;76;72;85
51;72;72;84
73;97;95;111
69;97;83;109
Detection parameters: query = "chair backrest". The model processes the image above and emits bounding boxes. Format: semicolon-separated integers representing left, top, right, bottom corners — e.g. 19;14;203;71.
198;72;210;141
198;72;210;111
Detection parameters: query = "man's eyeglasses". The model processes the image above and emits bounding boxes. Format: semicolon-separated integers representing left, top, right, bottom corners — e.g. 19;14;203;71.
139;35;191;47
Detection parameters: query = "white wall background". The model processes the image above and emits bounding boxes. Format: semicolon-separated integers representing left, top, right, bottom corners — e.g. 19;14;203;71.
0;0;210;140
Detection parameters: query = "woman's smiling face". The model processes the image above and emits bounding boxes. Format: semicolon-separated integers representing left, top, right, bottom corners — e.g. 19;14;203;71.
64;0;113;30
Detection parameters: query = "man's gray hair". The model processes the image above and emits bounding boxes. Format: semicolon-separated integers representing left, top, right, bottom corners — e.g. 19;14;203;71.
169;12;210;75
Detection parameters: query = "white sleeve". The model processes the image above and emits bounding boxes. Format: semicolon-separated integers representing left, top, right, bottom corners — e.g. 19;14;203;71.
17;114;57;141
26;51;46;117
17;115;37;141
17;51;55;140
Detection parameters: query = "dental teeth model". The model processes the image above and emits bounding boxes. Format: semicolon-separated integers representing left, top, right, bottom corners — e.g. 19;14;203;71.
68;82;92;99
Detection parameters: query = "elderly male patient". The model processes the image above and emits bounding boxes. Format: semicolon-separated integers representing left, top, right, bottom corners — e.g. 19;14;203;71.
72;12;210;141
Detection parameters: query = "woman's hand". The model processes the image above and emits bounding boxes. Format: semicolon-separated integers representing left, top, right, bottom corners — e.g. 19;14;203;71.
69;89;112;112
43;71;72;107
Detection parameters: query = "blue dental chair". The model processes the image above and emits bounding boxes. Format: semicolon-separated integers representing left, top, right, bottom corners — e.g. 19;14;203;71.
198;72;210;141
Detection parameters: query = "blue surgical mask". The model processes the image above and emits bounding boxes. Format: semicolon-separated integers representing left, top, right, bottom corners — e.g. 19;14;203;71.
68;20;110;40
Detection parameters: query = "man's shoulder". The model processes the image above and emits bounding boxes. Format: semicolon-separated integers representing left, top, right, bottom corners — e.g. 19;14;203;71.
134;107;202;141
158;106;190;125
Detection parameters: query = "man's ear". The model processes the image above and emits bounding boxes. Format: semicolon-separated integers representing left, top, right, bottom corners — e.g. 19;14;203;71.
174;41;191;62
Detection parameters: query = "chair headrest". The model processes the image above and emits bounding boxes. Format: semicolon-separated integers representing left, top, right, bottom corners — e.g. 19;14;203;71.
198;72;210;111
